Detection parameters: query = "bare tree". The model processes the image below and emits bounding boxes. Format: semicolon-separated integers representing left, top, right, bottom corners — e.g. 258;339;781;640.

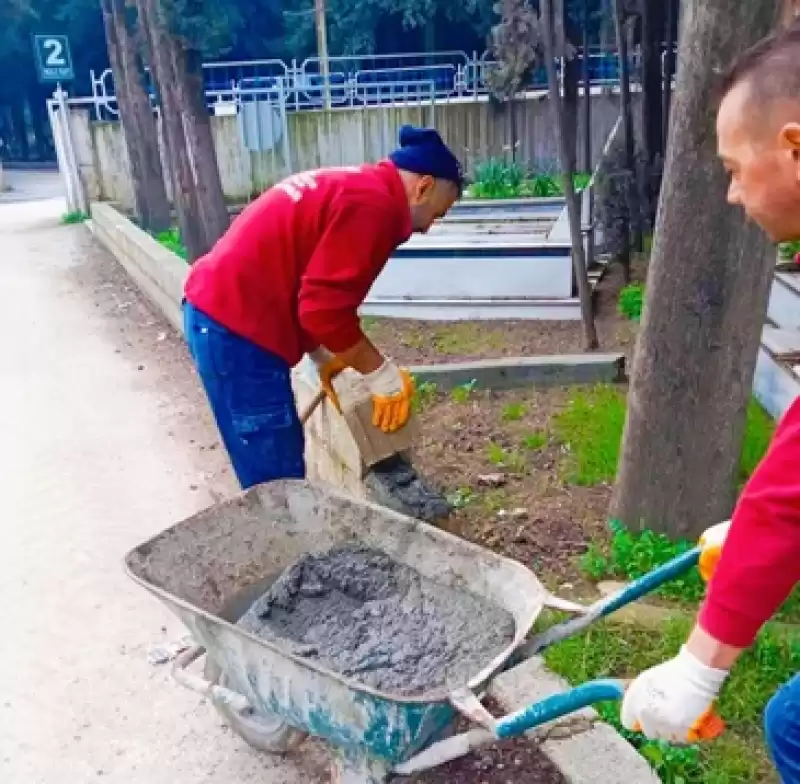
100;0;171;233
541;0;599;350
612;0;786;538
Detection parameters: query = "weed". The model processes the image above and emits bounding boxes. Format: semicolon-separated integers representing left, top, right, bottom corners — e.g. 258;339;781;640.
470;159;590;200
779;240;800;261
501;402;526;422
543;613;792;782
618;282;645;322
582;519;800;621
522;431;548;451
481;489;510;512
486;442;526;474
154;227;187;259
451;379;478;404
411;380;438;413
62;210;89;224
360;315;380;332
432;323;505;355
446;487;474;510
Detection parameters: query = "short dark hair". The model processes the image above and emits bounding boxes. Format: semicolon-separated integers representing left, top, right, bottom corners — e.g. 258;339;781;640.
720;21;800;108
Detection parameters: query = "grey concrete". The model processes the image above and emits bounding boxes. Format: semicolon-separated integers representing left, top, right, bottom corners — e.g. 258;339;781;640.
410;353;627;391
0;168;64;203
490;657;660;784
0;186;328;783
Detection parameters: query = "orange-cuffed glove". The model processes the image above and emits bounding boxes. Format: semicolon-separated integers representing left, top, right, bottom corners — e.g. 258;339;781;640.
310;348;347;413
621;646;727;744
363;361;415;434
698;520;731;583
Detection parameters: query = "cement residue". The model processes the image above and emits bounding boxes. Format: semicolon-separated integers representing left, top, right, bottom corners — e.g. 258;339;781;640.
238;545;515;696
366;455;452;523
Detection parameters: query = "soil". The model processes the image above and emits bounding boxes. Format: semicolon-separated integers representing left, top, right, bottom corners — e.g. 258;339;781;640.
237;545;515;696
363;261;642;366
412;385;612;597
409;699;566;784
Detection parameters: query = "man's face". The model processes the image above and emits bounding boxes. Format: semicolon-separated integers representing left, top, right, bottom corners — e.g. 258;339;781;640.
717;82;800;243
408;176;460;233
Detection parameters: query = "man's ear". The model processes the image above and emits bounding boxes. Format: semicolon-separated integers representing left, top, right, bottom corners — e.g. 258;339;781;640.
413;175;436;202
779;122;800;151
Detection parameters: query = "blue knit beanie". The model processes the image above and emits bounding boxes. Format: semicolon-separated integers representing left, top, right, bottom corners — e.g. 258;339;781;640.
389;125;463;191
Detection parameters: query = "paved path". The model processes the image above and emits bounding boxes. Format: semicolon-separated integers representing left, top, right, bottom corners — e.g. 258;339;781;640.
0;177;328;783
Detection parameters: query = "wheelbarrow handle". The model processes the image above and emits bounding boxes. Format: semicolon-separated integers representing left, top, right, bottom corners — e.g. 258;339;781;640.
395;679;625;775
494;678;625;739
513;546;701;663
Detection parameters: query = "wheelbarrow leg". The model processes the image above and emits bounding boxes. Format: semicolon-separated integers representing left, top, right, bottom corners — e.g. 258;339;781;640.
331;752;392;784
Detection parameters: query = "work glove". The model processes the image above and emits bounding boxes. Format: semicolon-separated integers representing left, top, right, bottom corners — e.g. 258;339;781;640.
310;347;347;414
698;520;731;583
621;646;727;744
364;361;415;434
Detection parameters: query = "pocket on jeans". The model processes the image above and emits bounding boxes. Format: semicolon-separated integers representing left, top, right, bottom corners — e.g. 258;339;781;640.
228;373;294;418
211;331;286;381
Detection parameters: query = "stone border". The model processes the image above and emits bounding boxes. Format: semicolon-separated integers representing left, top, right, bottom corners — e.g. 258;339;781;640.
411;354;626;391
87;200;657;783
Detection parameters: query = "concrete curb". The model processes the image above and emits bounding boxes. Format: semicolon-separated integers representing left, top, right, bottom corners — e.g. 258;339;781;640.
410;354;626;391
87;202;655;782
489;657;660;784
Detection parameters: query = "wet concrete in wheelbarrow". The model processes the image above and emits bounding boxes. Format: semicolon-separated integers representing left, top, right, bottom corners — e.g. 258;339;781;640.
238;545;515;696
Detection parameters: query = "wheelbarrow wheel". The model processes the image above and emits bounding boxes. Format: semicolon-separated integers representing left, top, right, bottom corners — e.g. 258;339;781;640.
203;657;308;755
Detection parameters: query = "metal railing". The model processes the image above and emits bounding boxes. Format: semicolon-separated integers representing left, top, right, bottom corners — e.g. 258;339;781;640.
85;46;677;121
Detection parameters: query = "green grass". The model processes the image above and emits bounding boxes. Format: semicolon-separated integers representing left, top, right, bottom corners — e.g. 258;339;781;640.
522;431;548;451
411;380;438;413
551;385;628;486
542;613;795;782
502;401;527;422
450;380;478;404
61;210;89;224
154;227;188;259
486;442;527;474
551;386;774;489
431;323;506;354
445;486;474;510
618;282;645;322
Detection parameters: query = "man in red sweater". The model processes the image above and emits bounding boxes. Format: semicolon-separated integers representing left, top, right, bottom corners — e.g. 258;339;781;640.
622;24;800;778
183;126;462;488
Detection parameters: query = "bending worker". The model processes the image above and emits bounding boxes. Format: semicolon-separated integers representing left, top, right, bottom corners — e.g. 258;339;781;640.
622;25;800;779
182;126;462;488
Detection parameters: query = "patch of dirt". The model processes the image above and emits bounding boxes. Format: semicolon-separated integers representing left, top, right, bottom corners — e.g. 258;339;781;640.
413;387;612;596
364;261;642;366
409;700;566;784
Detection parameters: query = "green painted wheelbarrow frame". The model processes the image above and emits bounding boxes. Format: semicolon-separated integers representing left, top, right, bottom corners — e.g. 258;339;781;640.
125;480;699;783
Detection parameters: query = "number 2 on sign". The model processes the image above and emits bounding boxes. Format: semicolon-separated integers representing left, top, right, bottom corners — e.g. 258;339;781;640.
43;38;66;67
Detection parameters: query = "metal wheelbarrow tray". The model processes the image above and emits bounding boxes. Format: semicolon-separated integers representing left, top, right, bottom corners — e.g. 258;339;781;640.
125;480;701;783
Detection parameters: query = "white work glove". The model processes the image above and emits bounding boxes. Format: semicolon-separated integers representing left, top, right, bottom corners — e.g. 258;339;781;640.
363;360;415;433
621;646;728;744
698;520;731;583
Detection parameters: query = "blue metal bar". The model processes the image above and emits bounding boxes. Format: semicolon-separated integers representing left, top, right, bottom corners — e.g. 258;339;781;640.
494;679;625;739
510;547;701;665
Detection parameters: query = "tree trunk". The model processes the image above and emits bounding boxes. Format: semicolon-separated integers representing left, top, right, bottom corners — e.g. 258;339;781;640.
542;0;599;351
135;0;229;260
612;0;636;275
611;0;783;539
555;0;579;174
582;0;592;174
639;0;664;225
101;0;171;233
662;0;677;151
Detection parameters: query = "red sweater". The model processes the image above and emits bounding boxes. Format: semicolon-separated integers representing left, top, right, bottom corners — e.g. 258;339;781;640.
700;396;800;647
184;161;412;367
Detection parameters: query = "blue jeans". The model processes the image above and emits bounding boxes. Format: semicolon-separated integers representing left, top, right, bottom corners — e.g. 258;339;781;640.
766;674;800;782
183;302;305;488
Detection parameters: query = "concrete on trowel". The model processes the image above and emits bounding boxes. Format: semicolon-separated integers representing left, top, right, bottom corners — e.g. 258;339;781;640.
489;657;660;784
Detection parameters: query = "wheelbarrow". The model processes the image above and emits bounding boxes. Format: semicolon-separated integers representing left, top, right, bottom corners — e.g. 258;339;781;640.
125;480;700;783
